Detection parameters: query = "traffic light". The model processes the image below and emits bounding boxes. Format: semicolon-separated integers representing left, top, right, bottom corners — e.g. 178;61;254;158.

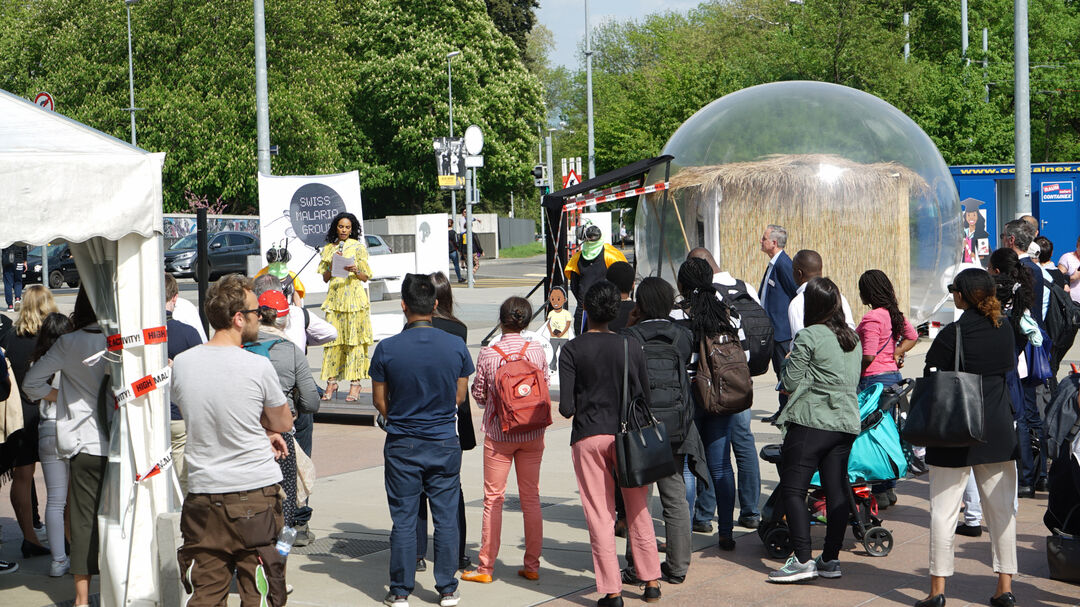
531;164;546;188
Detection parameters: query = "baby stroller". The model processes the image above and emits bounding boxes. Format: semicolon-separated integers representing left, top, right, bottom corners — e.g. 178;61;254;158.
757;380;913;559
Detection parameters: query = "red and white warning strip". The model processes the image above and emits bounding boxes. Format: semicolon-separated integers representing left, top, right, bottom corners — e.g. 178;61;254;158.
564;181;670;212
113;366;172;407
83;325;168;366
564;180;640;206
134;453;174;483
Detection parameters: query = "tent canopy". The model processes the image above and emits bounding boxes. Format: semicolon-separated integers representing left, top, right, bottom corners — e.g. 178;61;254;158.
0;88;170;606
0;88;164;248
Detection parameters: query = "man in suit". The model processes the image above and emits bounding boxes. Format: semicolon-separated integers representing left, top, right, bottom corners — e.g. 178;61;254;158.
758;225;798;422
1002;218;1047;497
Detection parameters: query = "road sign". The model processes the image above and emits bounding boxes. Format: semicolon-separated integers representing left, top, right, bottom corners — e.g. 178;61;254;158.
562;169;581;189
34;92;54;111
464;155;483;168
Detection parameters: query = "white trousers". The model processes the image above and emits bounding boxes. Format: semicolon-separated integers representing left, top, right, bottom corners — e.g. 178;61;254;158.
38;428;69;563
929;462;1018;577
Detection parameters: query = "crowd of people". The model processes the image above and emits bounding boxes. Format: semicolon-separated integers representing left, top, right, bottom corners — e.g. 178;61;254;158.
0;216;1075;607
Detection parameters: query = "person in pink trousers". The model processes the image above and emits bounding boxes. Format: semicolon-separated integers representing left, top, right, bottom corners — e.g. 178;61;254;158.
559;281;662;606
462;297;550;584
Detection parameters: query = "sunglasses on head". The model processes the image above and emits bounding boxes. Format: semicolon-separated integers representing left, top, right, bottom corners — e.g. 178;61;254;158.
947;284;958;293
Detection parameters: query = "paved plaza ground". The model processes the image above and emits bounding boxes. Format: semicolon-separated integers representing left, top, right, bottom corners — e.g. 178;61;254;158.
1;264;1078;606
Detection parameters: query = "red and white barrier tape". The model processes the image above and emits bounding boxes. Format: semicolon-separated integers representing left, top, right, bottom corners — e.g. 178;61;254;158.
564;182;669;212
564;180;640;205
83;325;168;366
114;366;172;407
135;453;174;483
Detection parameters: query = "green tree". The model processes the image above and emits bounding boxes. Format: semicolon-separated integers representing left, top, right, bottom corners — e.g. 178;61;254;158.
485;0;539;58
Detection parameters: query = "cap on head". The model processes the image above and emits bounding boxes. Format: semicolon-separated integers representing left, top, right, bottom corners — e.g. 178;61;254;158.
257;289;289;318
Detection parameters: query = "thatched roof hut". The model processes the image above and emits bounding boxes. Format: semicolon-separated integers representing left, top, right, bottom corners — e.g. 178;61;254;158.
650;153;930;322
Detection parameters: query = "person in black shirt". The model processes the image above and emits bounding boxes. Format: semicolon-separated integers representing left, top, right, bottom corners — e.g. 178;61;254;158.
1035;236;1066;288
2;244;28;311
605;261;637;332
447;219;464;283
559;280;660;605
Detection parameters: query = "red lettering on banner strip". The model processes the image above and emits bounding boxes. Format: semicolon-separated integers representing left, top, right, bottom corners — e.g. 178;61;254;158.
132;375;157;398
142;326;168;345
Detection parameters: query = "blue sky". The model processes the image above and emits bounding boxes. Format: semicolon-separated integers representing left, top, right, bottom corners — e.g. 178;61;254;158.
536;0;701;69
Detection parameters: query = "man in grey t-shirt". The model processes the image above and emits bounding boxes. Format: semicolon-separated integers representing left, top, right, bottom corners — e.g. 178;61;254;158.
173;275;293;607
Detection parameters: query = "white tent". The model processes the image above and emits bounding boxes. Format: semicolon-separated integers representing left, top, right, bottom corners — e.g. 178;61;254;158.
0;88;170;606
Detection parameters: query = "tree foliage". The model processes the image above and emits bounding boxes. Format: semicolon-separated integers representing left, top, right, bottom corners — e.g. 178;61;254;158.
541;0;1080;177
0;0;544;218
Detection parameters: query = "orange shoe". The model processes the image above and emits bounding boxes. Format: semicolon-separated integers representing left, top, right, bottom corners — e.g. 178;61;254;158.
461;570;492;583
517;569;539;581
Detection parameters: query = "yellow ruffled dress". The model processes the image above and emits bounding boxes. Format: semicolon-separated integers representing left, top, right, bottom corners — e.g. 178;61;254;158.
318;238;374;381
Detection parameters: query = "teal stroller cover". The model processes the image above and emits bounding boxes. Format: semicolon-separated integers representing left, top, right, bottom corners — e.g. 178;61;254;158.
812;383;908;485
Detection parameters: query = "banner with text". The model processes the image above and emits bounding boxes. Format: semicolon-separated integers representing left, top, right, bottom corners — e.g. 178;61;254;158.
258;171;364;295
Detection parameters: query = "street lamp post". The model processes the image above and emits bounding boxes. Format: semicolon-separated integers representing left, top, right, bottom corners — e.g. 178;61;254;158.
124;0;140;146
254;0;272;175
447;50;461;219
584;0;595;182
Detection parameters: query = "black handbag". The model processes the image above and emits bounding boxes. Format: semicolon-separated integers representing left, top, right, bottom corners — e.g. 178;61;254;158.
902;325;985;447
615;338;677;488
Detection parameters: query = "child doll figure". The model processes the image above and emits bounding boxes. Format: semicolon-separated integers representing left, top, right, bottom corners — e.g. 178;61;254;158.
546;286;573;371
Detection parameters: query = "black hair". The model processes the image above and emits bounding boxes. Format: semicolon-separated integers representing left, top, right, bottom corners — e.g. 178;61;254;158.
803;277;859;352
325;212;362;244
677;257;738;344
1035;236;1053;264
499;296;533;333
634;277;675;321
31;313;74;364
964;209;986;233
401;273;436;315
605;261;635;295
429;272;461;324
857;269;907;340
953;268;1003;326
988;247;1033;314
583;280;620;324
70;286;98;330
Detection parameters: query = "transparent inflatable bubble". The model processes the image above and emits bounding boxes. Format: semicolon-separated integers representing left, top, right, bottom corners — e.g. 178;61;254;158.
636;81;961;323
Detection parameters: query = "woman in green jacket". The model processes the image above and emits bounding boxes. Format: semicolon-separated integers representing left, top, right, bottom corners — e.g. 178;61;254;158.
768;277;862;583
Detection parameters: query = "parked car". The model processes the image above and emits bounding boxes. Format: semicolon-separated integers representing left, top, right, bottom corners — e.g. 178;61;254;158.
21;245;80;289
164;231;260;279
365;234;392;255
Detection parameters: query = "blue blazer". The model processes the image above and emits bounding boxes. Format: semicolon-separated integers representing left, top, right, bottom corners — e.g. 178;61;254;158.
1020;256;1046;327
760;250;799;342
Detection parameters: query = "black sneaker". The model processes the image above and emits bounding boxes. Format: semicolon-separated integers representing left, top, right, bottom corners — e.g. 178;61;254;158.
691;521;712;533
415;558;427;572
955;523;983;537
1017;486;1035;498
621;567;642;585
717;536;736;551
0;560;18;574
641;583;661;603
458;555;471;571
660;562;684;584
738;515;760;529
1035;478;1048;492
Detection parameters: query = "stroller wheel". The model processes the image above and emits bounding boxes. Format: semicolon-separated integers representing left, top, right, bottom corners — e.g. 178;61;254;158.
863;526;893;557
763;525;793;559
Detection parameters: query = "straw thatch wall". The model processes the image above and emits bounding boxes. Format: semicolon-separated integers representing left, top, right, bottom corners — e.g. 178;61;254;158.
659;154;929;323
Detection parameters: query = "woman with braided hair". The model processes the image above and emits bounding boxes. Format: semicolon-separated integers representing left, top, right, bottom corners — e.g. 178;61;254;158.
855;269;919;508
677;257;746;552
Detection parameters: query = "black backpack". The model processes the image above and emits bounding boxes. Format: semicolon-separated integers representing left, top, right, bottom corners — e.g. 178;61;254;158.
1044;279;1080;368
715;280;774;376
623;322;694;444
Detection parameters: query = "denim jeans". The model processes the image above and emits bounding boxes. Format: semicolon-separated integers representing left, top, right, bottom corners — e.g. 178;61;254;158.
2;263;21;308
859;371;903;493
729;409;761;519
448;251;463;281
384;434;462;596
685;462;716;525
697;413;736;538
1016;381;1047;488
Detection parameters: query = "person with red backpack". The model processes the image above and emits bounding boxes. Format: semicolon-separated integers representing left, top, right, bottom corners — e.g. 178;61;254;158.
461;296;551;585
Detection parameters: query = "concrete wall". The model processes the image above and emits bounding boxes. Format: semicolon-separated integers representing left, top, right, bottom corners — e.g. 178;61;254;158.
498;217;536;249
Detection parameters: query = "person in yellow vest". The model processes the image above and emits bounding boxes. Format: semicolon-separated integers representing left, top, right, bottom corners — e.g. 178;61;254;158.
255;245;306;306
564;225;627;334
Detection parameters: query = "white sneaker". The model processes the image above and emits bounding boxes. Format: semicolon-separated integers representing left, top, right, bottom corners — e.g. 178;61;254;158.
49;557;70;577
439;590;460;607
383;592;409;607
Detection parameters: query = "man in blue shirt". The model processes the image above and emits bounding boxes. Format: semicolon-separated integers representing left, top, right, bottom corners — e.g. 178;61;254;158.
371;273;474;607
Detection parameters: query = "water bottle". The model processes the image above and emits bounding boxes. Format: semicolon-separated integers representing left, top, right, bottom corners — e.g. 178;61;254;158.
275;526;297;557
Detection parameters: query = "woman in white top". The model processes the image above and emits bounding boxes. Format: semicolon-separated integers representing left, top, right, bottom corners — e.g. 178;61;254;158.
23;289;108;607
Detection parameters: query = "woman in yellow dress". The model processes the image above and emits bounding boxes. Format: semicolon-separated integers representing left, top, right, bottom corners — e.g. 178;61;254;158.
319;212;373;402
